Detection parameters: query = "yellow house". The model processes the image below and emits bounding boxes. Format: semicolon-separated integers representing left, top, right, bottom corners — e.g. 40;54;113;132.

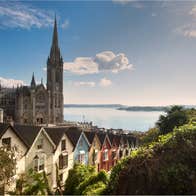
84;131;101;171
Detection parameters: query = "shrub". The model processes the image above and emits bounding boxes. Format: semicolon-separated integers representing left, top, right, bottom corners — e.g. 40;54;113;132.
63;163;96;195
107;123;196;195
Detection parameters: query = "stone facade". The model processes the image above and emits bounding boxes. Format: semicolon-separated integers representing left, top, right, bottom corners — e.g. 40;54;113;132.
0;17;64;125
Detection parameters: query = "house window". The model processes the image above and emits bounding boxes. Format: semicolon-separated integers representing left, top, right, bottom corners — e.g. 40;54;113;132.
125;149;129;156
33;155;45;172
37;138;43;150
2;137;11;149
59;154;68;169
61;139;66;151
103;149;108;161
78;151;85;164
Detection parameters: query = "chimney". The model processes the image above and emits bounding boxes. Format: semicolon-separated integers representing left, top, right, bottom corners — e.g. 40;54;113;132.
0;108;3;123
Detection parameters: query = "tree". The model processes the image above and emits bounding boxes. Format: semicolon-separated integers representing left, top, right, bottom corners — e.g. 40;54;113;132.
156;105;188;134
0;146;16;194
64;163;96;195
64;163;108;195
13;169;52;195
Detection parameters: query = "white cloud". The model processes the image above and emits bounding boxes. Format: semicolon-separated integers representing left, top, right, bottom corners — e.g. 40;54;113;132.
0;2;54;29
176;4;196;38
112;0;143;8
64;57;99;75
0;77;24;88
73;81;96;87
64;51;133;75
61;19;69;29
99;78;112;87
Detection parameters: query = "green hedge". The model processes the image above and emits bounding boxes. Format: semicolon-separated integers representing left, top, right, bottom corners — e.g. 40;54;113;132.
106;124;196;195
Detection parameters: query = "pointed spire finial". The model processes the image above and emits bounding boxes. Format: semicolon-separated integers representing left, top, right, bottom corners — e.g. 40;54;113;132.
31;72;36;88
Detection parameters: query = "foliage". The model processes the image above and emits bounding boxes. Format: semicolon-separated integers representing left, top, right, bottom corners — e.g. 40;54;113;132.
106;157;129;194
76;170;108;195
82;181;107;195
106;123;196;195
63;163;96;195
64;163;108;195
139;128;160;145
12;169;51;195
0;147;16;186
156;105;188;134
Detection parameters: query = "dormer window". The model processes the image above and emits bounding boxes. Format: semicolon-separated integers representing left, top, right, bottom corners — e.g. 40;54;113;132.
61;139;66;151
2;137;11;150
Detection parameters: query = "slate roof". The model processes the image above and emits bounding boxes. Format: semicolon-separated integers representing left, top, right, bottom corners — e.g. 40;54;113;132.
13;124;42;149
96;132;107;146
0;123;28;148
0;123;10;138
65;127;82;148
45;127;70;146
84;131;95;144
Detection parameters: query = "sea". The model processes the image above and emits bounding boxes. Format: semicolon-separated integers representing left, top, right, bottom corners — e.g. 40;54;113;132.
64;106;164;132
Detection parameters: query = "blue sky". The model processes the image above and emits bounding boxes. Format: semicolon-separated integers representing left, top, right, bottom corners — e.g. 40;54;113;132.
1;1;196;106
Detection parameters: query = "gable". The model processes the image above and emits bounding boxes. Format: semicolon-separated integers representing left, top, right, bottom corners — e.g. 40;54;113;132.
91;134;101;150
0;127;27;155
27;129;55;156
102;136;111;150
75;133;90;151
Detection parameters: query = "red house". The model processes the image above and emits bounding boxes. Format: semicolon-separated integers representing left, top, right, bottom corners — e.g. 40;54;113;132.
97;132;112;171
108;133;121;167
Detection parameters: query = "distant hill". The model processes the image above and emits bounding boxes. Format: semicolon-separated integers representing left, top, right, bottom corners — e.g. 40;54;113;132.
117;106;167;112
64;104;124;108
64;104;196;111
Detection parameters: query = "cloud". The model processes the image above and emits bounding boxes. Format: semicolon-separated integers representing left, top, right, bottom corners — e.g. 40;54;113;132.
99;78;112;87
64;51;133;75
61;19;69;29
73;81;96;87
175;4;196;38
112;0;143;8
0;77;25;88
0;2;54;29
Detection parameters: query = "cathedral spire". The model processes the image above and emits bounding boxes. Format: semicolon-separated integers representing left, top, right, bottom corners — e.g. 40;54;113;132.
31;72;36;88
49;15;60;61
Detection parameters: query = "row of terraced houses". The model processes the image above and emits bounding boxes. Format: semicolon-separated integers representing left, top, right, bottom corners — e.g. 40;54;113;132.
0;123;137;192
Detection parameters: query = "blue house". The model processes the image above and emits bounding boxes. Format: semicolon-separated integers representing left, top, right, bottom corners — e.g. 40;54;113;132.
66;127;90;165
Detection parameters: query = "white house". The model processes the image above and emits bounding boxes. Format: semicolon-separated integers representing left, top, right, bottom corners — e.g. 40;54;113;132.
0;123;27;192
13;124;56;189
45;127;74;190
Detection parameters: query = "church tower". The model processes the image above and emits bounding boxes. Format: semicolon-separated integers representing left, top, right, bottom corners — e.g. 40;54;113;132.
47;17;64;124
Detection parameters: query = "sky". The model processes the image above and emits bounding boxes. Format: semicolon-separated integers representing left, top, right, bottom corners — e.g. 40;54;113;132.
1;0;196;106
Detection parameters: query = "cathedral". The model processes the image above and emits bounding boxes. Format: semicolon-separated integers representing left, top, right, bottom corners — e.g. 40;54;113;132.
0;17;64;125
